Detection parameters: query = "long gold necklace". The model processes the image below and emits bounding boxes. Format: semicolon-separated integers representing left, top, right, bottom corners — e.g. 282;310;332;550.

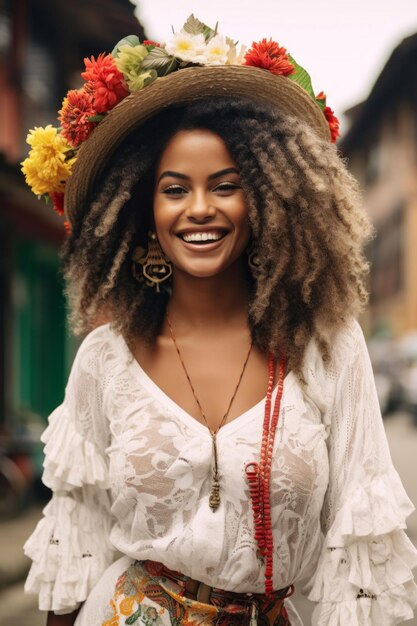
166;316;253;512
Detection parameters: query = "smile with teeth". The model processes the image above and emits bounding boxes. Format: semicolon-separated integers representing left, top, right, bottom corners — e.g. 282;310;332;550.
179;231;226;244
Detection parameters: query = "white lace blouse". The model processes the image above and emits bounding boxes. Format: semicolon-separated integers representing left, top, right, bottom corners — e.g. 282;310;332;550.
24;320;417;624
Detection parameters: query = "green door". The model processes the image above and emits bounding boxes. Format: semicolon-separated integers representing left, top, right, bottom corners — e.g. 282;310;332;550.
13;239;68;420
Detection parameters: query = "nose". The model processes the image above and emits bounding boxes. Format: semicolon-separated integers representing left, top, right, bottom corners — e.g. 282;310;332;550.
186;190;216;222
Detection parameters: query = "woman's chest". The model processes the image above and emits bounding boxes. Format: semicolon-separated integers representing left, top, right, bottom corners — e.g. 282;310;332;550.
104;370;330;520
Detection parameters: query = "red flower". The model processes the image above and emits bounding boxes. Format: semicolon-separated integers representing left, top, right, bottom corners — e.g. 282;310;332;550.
316;91;340;143
82;53;129;113
323;105;340;143
58;87;97;147
63;220;72;235
143;40;160;47
244;39;295;77
50;192;65;216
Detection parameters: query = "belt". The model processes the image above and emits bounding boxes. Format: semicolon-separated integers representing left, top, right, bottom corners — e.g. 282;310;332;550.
143;559;295;607
185;577;217;603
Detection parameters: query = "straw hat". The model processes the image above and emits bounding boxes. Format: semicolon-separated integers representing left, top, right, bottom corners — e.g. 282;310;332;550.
21;16;339;227
65;65;330;224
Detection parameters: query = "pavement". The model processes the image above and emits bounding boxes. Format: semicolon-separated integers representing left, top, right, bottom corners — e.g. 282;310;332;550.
1;412;417;624
0;504;43;592
0;504;44;624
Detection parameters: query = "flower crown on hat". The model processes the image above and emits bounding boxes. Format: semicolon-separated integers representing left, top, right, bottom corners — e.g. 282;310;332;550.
21;14;340;228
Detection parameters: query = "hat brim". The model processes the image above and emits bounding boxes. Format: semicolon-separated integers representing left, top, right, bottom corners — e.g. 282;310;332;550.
65;65;330;223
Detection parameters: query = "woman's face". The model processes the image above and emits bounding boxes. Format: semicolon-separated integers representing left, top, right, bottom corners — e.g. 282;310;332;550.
153;129;251;280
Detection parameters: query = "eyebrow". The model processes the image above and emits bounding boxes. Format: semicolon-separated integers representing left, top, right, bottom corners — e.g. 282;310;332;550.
157;167;239;184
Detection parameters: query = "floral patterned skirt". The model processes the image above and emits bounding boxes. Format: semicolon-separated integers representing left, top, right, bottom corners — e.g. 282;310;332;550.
100;560;293;626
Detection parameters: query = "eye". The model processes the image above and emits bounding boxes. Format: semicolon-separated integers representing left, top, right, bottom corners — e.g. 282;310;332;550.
213;182;241;194
161;185;187;196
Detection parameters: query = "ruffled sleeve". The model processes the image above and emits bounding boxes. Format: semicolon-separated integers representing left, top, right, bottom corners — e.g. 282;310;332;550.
303;321;417;625
24;326;116;615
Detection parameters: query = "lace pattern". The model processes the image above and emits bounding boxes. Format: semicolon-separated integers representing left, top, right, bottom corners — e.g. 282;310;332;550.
23;320;417;623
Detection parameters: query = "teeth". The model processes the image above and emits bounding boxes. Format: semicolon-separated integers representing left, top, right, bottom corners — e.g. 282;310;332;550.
182;232;223;243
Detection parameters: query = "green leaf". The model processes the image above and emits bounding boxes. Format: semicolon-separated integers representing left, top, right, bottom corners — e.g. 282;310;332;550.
141;46;179;77
88;114;106;123
182;14;206;35
111;35;140;58
181;14;217;41
315;95;326;111
203;20;218;42
287;54;315;100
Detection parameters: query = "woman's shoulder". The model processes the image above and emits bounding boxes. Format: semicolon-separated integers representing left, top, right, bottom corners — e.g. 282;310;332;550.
302;316;360;369
328;317;365;365
301;318;366;412
71;322;127;379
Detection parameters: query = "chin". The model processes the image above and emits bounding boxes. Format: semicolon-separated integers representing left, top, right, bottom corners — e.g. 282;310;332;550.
173;260;243;280
177;267;227;279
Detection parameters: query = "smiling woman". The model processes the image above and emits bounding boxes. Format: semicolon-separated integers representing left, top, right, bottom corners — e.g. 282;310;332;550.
21;15;417;626
153;130;251;280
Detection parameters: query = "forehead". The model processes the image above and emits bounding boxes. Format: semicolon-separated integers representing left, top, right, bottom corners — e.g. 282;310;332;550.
156;129;236;173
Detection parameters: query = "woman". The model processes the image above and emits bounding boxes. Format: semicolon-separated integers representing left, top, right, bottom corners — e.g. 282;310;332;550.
22;16;417;626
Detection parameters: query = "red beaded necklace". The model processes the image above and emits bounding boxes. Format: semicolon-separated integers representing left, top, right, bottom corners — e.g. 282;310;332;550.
245;352;286;595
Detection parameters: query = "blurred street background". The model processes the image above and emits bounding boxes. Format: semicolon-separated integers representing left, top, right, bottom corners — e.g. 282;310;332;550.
1;0;417;624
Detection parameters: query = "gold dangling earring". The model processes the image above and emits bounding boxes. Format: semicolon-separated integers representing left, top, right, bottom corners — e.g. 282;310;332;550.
132;231;172;292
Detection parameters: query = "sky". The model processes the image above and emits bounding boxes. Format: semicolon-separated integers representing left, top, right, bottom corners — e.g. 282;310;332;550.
133;0;417;132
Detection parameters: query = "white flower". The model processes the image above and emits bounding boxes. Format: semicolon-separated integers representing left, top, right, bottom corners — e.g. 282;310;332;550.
204;34;230;65
226;37;247;65
165;31;206;63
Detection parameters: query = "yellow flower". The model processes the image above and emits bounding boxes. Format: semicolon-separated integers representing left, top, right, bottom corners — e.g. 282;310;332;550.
204;35;230;65
115;44;152;91
21;125;75;196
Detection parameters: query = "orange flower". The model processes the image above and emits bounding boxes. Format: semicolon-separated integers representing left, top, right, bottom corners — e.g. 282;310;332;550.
244;38;295;76
58;87;97;147
50;192;65;215
323;105;340;143
143;40;161;47
82;53;129;113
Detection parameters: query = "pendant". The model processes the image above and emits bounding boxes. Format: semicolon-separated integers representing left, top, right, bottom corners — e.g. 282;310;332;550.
209;474;220;511
208;432;221;512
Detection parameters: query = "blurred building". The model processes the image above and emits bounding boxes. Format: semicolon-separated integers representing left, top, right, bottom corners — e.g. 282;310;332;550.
340;33;417;338
0;0;145;445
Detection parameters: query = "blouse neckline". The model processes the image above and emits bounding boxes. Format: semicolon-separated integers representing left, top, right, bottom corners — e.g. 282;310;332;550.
111;325;296;439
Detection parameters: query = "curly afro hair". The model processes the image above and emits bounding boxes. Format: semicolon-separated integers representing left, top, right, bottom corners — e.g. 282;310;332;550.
61;97;372;377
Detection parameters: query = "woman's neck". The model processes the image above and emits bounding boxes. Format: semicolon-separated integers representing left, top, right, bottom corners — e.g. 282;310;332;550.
167;265;250;334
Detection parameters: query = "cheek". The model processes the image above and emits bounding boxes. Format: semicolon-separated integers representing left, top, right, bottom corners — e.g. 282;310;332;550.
152;197;172;235
235;205;251;245
152;200;180;261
